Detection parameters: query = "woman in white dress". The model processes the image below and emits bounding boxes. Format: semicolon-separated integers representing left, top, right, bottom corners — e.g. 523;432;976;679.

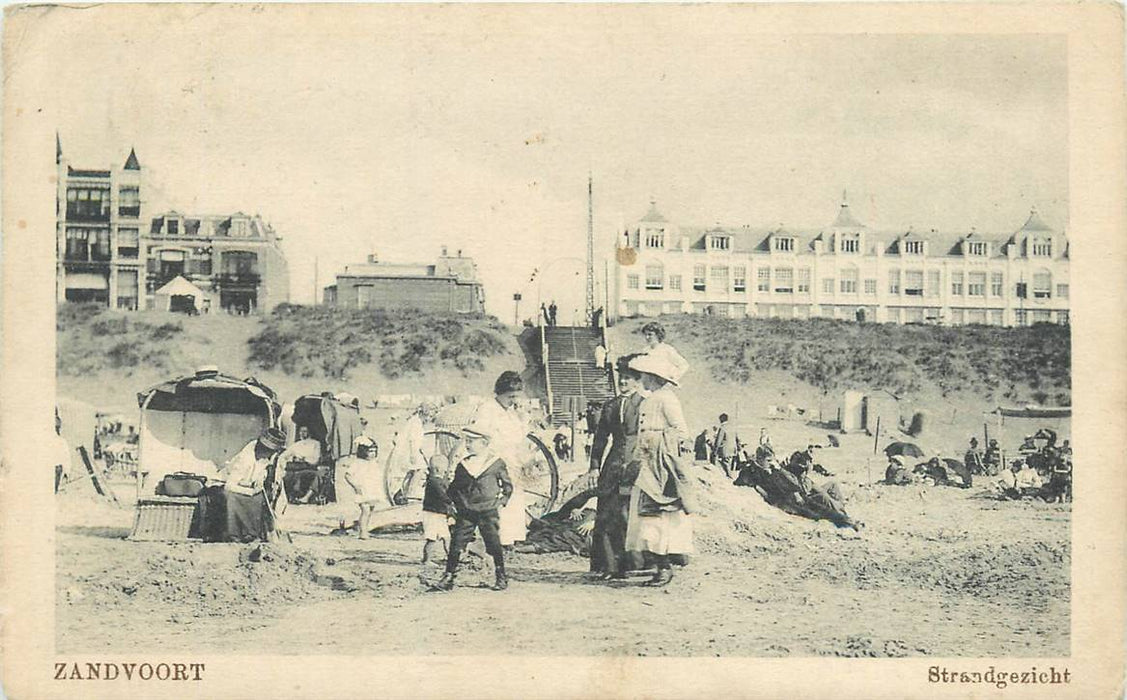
624;353;695;587
639;321;690;381
471;371;529;546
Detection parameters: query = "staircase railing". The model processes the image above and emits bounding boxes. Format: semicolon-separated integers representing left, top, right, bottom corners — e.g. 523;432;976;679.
540;322;554;424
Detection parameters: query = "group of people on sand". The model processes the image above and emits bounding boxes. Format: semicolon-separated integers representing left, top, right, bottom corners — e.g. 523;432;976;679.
882;431;1071;503
423;321;696;590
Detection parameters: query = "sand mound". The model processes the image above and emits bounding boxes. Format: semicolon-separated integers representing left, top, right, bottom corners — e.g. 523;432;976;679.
59;542;371;615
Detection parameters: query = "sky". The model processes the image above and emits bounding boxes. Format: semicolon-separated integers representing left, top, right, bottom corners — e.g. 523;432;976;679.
41;6;1068;320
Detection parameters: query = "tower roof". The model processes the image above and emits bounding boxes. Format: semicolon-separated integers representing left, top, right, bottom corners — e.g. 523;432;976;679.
56;132;62;164
640;200;667;223
1018;207;1052;233
124;147;140;170
831;190;865;229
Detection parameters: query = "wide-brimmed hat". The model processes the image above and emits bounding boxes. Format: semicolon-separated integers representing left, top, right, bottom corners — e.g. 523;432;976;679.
628;354;680;386
889;454;905;465
257;427;287;452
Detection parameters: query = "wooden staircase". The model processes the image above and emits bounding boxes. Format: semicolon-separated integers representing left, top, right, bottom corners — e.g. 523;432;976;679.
543;325;616;425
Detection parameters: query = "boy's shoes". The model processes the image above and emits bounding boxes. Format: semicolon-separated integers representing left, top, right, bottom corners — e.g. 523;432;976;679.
430;572;456;591
491;571;508;591
644;568;673;587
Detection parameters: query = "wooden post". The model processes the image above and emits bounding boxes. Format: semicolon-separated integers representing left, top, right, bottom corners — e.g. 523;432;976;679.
983;421;989;447
873;416;881;455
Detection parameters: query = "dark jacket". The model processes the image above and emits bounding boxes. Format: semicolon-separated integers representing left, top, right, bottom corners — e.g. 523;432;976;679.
589;392;643;493
422;472;453;515
447;456;513;514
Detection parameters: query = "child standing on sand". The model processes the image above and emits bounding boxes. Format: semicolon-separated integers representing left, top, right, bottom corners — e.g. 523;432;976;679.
339;438;385;539
432;425;513;592
421;454;453;565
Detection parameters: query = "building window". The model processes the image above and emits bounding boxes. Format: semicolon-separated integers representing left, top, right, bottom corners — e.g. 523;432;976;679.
1055;283;1069;299
709;236;730;251
117;227;139;258
968;272;986;297
905;307;924;323
903;240;924;255
1015;282;1028;299
693;265;706;291
1056;310;1070;325
669;275;682;291
733;266;746;292
715;304;730;318
221;250;258;277
888;269;900;295
863;278;877;295
645;265;664;290
1033;271;1052;298
967;309;987;325
822;278;835;295
1015;309;1028;326
357;286;373;308
645;229;665;248
775;267;794;293
627;274;639;290
1031;237;1052;257
839;235;860;253
118;186;140;217
887;307;901;324
797;268;811;294
167;219;180;235
66;186;111;221
904;270;924;296
966;241;988;256
774;237;794;252
711;266;729;290
989;309;1004;326
927;270;941;297
839;267;858;294
1032;309;1051;324
757;268;771;292
991;272;1004;297
950;308;965;324
951;272;964;296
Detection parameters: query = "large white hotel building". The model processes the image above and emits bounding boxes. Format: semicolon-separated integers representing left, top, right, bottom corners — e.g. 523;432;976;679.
612;195;1069;327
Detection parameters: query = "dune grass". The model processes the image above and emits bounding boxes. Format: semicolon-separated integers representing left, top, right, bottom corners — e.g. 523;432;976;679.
246;304;511;380
618;315;1070;405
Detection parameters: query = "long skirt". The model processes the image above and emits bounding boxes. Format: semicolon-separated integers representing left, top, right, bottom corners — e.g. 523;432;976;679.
498;486;527;545
198;486;272;543
591;489;639;573
624;487;694;556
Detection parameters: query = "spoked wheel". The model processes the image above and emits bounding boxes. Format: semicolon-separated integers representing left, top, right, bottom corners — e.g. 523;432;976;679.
415;429;560;518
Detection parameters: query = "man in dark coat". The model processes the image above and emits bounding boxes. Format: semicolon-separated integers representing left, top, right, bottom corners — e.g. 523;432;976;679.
713;413;736;479
587;355;644;578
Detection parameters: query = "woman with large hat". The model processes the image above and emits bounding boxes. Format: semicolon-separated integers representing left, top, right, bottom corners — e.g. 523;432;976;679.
623;353;694;586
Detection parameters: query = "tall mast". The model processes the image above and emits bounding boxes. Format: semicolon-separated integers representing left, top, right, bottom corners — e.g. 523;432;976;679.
586;172;595;323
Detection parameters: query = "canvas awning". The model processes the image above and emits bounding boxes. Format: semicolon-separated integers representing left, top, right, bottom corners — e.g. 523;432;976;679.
154;275;205;299
66;272;109;290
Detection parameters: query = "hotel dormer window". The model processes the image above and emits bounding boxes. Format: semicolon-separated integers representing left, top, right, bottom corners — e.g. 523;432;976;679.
1031;237;1052;257
903;240;924;255
709;235;730;251
645;228;665;249
167;218;179;235
965;241;988;256
774;236;794;252
838;234;860;253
